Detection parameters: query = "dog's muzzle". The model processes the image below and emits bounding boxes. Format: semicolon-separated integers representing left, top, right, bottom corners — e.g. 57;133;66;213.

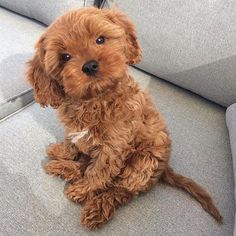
82;60;99;76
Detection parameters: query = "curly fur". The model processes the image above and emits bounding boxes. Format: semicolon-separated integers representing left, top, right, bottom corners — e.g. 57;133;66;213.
26;7;222;229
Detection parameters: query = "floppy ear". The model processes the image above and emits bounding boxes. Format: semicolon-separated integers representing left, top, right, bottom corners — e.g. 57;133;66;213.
106;9;142;65
26;34;65;108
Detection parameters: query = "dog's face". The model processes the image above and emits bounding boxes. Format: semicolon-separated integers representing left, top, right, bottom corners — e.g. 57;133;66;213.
26;7;141;107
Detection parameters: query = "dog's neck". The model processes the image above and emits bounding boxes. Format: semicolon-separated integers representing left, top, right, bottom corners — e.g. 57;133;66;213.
58;71;140;131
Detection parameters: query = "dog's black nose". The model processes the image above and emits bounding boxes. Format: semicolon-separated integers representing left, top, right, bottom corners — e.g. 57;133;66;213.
82;60;99;76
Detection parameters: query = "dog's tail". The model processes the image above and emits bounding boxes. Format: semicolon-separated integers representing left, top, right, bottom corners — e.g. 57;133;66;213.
161;166;223;223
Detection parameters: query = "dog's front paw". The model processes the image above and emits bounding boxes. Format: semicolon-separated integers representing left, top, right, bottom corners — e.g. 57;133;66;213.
47;142;76;160
44;160;81;181
64;179;90;203
47;143;65;159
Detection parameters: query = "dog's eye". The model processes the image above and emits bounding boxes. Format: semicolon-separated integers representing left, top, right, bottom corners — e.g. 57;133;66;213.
61;53;71;62
96;36;105;45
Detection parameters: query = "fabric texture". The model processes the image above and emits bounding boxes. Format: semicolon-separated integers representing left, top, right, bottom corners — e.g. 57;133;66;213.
0;8;45;120
226;103;236;235
0;67;233;235
114;0;236;107
0;0;85;26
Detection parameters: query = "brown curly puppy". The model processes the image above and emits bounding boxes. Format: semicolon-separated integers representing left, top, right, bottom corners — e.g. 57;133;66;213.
26;7;222;229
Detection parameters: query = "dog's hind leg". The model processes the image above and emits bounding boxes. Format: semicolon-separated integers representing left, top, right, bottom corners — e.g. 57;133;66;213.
77;153;162;230
116;151;168;194
81;187;133;230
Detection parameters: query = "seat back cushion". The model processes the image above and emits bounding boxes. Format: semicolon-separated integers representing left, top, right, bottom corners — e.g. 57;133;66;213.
226;103;236;235
0;0;86;25
113;0;236;107
0;8;45;120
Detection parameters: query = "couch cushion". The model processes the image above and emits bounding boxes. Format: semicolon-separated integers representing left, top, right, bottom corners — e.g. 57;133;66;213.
114;0;236;107
0;67;234;235
0;0;85;26
226;103;236;235
0;8;45;120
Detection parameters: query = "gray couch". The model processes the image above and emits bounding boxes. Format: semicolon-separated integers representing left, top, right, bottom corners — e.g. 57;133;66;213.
0;1;235;235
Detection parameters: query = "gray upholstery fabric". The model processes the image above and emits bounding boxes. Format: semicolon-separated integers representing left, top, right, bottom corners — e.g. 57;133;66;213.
226;103;236;235
0;0;85;26
0;8;45;120
0;67;234;235
114;0;236;107
85;0;95;7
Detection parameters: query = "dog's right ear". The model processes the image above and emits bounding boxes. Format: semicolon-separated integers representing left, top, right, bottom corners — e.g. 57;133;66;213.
26;33;65;108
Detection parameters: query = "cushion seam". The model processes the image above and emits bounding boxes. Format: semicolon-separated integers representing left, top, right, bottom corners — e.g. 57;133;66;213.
0;88;33;106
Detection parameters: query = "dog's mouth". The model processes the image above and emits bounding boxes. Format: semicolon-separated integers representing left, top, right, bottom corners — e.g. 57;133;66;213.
89;74;102;80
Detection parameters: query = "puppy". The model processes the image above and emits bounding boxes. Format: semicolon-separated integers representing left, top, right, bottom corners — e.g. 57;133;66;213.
26;7;222;229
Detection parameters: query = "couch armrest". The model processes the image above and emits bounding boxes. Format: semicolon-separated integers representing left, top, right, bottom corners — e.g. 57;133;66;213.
226;103;236;235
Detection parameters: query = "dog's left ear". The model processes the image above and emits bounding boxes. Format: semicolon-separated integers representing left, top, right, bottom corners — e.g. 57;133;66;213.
106;9;142;65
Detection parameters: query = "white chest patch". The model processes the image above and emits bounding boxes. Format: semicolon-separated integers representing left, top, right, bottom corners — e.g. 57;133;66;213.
67;130;89;143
